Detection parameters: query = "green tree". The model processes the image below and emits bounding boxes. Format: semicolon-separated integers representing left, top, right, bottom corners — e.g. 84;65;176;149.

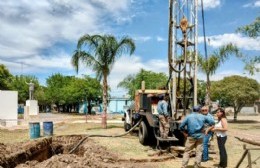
63;76;102;114
237;17;260;75
198;43;240;106
34;86;50;112
211;75;259;121
45;73;72;111
118;69;168;99
197;80;207;105
0;64;13;90
72;34;135;128
10;75;39;103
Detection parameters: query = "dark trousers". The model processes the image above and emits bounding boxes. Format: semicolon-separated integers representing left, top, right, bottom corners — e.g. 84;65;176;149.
217;136;227;167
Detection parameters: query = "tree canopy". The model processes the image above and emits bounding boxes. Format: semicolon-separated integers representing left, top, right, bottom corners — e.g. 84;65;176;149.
45;73;102;112
211;75;259;121
10;75;39;103
0;64;13;90
118;69;168;99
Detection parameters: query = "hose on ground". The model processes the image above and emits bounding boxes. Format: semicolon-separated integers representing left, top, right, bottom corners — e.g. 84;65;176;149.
69;118;143;154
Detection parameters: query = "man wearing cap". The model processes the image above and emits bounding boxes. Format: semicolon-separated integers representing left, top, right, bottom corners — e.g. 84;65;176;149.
179;105;215;168
157;94;170;139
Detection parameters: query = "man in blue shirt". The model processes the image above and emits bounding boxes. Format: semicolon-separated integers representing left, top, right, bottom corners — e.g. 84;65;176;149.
157;94;170;139
179;105;215;168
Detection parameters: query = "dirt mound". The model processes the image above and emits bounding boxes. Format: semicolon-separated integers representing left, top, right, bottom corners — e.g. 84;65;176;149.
0;135;157;168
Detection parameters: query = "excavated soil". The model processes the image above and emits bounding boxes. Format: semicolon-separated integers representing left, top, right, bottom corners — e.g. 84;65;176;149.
0;135;158;168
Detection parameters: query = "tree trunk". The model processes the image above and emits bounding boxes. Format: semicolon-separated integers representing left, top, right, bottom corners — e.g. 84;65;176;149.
102;73;108;129
87;100;92;115
234;106;238;121
234;104;243;121
205;73;211;106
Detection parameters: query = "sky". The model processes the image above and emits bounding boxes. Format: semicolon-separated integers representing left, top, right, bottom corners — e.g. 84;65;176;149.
0;0;259;97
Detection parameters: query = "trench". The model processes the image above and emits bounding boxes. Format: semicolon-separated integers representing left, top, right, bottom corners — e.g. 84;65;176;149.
0;135;85;168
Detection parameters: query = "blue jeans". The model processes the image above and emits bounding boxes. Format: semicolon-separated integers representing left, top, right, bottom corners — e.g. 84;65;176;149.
202;132;212;161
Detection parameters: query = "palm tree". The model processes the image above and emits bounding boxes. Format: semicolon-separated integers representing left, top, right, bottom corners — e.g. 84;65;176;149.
198;43;240;106
71;34;135;128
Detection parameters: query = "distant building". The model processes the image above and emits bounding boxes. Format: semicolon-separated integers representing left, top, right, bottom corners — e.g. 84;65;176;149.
108;97;132;114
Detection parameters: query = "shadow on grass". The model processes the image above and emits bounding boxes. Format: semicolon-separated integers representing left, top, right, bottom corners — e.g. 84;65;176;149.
228;120;260;124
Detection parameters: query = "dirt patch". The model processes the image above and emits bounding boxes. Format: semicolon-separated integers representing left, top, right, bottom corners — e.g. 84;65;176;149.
0;135;160;168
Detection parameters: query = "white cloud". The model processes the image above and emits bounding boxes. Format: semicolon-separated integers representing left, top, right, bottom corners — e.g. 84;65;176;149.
199;33;260;51
0;0;132;61
157;36;167;42
108;55;168;92
198;0;221;9
256;1;260;7
133;36;152;42
198;70;260;82
0;0;137;79
1;52;73;74
90;0;129;13
243;1;260;8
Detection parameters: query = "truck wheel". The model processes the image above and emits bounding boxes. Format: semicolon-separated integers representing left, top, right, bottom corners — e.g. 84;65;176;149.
139;121;149;145
124;121;131;132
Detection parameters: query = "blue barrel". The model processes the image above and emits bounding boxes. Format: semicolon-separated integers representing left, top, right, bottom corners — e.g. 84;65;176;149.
29;122;40;139
43;121;53;136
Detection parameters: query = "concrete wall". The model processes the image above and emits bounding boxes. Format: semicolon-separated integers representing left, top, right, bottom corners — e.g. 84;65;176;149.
25;100;39;115
240;107;256;114
0;91;18;126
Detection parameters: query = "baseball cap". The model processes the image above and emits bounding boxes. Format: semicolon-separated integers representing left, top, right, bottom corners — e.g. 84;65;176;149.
193;105;201;112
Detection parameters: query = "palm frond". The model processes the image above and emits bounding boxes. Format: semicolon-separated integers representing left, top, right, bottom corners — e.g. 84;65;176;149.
217;43;241;62
114;36;136;57
71;50;101;74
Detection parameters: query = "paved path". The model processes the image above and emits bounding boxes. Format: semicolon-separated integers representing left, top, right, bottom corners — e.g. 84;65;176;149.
1;113;123;130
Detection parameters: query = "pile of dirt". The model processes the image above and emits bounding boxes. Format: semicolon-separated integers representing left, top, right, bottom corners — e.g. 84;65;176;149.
1;135;156;168
0;138;53;168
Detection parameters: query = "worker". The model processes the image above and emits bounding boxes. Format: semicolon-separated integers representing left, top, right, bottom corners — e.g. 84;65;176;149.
157;94;170;139
180;105;215;168
200;106;215;162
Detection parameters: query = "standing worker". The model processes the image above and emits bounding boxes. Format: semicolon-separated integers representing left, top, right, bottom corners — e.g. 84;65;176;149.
180;105;215;168
157;94;170;139
201;106;215;162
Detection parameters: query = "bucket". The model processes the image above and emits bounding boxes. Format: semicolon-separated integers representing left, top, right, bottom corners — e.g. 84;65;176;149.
43;121;53;136
29;122;40;139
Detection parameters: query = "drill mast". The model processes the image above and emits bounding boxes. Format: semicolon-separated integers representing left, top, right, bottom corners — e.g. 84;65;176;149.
168;0;198;119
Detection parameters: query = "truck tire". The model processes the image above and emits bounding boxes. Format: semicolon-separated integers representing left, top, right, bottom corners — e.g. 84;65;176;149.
139;121;149;145
124;121;131;132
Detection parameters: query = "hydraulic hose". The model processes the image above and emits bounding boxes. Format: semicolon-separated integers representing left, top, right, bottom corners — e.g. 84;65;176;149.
69;118;143;154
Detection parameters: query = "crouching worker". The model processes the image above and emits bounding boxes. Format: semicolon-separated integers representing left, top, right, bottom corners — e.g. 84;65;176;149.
157;94;170;139
180;105;215;168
